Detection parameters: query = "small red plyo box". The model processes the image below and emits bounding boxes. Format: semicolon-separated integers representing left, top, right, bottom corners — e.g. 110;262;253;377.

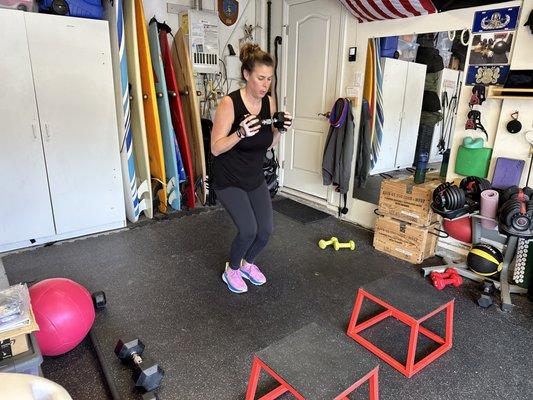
246;322;380;399
347;273;455;378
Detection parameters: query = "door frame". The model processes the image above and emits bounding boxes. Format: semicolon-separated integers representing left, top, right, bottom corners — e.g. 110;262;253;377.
278;0;348;207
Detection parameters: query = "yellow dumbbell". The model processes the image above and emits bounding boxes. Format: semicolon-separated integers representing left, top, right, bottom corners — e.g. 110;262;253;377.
318;237;338;249
333;240;356;251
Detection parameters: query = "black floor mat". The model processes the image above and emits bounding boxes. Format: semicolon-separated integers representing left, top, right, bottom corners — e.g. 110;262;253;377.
272;198;330;224
3;210;533;400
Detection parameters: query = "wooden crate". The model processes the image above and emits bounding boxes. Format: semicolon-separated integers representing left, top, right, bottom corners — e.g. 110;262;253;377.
373;216;439;264
378;176;442;227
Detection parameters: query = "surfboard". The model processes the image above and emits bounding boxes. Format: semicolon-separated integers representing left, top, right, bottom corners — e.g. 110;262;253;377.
134;0;167;213
372;39;384;168
104;0;141;222
171;28;207;205
148;19;183;211
158;24;196;209
363;39;375;118
123;0;153;218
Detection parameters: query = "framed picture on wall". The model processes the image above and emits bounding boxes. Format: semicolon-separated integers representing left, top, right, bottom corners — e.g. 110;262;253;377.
469;32;514;65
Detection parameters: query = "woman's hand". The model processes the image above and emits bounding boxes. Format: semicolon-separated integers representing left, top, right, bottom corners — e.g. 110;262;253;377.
282;111;293;131
239;114;261;138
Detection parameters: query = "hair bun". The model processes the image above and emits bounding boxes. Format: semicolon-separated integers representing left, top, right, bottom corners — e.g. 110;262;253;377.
239;42;262;62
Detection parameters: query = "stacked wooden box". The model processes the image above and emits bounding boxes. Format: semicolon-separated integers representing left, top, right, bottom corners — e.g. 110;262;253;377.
373;176;442;264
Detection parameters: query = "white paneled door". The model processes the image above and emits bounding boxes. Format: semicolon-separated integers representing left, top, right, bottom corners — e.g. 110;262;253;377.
0;10;56;244
282;0;342;199
25;13;125;235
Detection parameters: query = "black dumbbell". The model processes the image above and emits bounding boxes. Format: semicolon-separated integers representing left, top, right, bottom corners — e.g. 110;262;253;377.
477;280;496;308
142;392;159;400
92;291;106;310
242;112;288;133
115;339;164;392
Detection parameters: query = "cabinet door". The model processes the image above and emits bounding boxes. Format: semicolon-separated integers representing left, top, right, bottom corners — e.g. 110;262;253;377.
24;13;125;235
395;61;426;169
0;9;55;245
371;58;407;174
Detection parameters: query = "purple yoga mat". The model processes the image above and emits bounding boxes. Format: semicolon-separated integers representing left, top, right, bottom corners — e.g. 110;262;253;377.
491;158;525;190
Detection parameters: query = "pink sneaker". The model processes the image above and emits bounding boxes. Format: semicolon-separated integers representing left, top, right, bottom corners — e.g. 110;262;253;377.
240;262;266;285
222;264;248;293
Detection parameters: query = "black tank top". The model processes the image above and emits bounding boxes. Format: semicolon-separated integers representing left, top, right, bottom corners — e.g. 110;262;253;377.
212;90;273;191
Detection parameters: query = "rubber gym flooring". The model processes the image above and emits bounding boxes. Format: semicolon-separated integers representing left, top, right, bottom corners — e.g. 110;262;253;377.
3;201;533;400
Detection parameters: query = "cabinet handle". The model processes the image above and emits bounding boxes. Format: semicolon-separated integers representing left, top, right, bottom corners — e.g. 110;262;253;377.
44;124;51;141
31;124;38;140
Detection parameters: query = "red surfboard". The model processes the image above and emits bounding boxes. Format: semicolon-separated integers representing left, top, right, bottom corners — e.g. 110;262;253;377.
158;24;195;209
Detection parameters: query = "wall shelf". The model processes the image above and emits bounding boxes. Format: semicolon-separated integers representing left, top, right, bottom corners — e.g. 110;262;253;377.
487;86;533;100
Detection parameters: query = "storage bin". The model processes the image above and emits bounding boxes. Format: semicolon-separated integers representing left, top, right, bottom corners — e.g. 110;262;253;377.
397;38;419;62
0;333;43;376
0;0;35;11
380;36;399;58
439;49;452;69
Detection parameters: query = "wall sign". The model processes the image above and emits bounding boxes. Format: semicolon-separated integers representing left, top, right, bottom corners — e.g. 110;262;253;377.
218;0;238;26
466;65;510;85
467;6;520;86
472;6;520;33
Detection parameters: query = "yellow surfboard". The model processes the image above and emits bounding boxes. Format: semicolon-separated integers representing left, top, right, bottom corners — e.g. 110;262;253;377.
363;40;375;113
171;28;207;205
134;0;167;213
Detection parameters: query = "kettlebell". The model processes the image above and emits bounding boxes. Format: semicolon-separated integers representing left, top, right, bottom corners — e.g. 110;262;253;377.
507;111;522;134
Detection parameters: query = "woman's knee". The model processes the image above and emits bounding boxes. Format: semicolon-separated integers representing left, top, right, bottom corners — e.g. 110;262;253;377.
238;223;258;243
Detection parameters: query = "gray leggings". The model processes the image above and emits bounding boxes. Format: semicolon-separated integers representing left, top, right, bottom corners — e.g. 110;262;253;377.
216;181;274;270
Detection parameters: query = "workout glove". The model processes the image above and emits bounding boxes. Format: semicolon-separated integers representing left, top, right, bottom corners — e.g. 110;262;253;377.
238;114;260;138
282;111;293;131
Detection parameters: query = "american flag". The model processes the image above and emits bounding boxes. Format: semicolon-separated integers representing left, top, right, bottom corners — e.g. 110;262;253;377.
339;0;437;23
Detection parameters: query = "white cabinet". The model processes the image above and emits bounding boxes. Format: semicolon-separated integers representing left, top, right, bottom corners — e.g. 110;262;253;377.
0;11;56;245
370;58;426;175
0;10;125;252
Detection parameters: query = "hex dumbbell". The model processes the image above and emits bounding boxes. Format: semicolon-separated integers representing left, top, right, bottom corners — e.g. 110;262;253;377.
92;291;106;310
430;268;462;290
318;237;338;249
114;339;164;392
333;240;356;251
477;280;495;308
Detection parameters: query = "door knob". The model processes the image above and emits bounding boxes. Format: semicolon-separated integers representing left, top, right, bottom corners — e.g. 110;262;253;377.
318;112;331;118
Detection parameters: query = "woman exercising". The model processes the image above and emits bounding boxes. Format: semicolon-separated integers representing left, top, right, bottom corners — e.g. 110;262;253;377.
211;43;292;294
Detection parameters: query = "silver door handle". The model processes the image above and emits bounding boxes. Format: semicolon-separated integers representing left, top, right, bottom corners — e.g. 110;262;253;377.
31;124;38;140
44;124;51;141
318;112;331;118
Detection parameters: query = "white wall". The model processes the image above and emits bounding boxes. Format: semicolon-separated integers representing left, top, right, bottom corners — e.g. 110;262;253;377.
511;0;533;70
142;0;264;95
487;0;533;187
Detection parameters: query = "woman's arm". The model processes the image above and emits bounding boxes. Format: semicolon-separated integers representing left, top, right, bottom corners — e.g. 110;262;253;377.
210;96;241;157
